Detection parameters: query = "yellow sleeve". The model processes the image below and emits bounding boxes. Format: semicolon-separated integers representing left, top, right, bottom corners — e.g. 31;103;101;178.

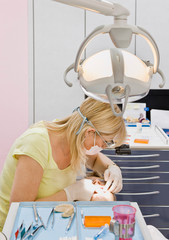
12;131;49;170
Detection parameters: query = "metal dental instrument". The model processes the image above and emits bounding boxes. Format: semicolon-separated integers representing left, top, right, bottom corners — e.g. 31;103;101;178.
81;210;84;226
33;204;38;225
22;225;43;240
65;212;75;233
21;222;33;240
46;208;55;228
26;222;33;233
37;211;46;230
33;204;46;229
15;221;24;240
93;224;109;240
30;225;43;239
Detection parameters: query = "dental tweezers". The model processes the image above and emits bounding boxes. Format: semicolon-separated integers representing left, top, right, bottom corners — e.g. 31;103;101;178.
37;211;46;229
46;208;55;228
33;204;46;229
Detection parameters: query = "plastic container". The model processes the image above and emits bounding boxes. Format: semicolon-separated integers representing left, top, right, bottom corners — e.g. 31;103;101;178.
112;205;136;240
84;216;111;228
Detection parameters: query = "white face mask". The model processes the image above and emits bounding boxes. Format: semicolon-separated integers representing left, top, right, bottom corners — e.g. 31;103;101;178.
85;132;103;155
85;145;103;155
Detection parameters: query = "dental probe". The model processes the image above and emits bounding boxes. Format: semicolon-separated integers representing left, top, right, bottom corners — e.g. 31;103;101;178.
65;212;75;232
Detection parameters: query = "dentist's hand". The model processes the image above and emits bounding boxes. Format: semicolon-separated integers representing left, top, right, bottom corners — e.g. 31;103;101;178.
64;179;97;201
103;164;122;193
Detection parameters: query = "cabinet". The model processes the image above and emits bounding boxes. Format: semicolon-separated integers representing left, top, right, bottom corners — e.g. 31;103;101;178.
102;149;169;239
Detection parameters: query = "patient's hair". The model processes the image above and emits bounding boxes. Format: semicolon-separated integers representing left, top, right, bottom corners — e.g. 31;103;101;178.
32;97;126;173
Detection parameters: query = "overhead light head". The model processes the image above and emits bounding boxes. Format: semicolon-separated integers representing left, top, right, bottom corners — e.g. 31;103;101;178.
78;48;153;116
64;24;165;116
54;0;165;116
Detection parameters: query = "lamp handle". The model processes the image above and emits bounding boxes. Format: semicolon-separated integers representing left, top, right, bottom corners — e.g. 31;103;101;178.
106;84;130;117
131;25;160;73
143;60;165;88
74;24;113;72
64;62;74;87
74;24;160;74
64;60;84;87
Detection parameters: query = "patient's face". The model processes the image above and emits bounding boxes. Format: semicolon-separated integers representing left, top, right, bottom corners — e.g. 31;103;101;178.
92;178;105;186
90;177;115;201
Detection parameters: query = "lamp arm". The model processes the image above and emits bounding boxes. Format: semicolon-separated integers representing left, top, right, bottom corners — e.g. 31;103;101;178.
53;0;129;17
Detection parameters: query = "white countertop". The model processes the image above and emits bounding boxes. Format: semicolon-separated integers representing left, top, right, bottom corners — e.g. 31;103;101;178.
125;125;169;150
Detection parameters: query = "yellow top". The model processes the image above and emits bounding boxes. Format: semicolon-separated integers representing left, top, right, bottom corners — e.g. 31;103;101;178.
0;126;76;231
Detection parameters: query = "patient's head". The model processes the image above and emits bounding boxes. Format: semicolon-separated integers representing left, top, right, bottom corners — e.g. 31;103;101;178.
89;177;116;201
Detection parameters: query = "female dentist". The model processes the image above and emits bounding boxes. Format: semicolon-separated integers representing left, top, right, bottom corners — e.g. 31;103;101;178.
0;97;126;231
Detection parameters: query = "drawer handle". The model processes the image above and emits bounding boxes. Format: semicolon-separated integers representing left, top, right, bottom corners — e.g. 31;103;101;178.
116;191;160;196
106;154;160;158
121;165;160;170
143;214;160;218
123;176;160;181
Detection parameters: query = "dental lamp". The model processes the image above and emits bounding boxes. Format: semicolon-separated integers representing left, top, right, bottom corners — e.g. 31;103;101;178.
54;0;165;116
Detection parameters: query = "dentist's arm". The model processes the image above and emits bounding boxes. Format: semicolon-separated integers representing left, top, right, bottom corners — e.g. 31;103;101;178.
10;155;67;203
10;155;96;203
86;152;122;193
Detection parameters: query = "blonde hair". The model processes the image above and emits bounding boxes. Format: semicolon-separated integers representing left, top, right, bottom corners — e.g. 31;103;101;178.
33;98;126;173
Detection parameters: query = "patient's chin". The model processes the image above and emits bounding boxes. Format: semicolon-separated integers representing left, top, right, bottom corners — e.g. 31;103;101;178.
91;191;115;201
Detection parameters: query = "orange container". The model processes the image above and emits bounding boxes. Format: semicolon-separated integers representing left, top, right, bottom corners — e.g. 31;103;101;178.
134;138;149;144
84;216;111;227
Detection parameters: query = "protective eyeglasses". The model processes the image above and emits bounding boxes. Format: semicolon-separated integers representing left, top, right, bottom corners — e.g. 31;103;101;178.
94;128;114;148
74;107;114;148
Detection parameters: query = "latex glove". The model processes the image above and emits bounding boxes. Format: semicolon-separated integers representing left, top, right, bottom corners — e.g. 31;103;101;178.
64;179;97;201
103;164;122;193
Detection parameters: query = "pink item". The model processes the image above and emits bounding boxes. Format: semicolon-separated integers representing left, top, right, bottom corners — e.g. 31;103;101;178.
113;205;136;240
0;0;28;171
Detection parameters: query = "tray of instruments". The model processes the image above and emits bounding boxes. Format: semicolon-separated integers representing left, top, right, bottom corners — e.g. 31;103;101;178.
10;201;144;240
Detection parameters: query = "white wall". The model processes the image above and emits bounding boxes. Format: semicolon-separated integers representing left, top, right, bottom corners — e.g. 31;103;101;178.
32;0;85;122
